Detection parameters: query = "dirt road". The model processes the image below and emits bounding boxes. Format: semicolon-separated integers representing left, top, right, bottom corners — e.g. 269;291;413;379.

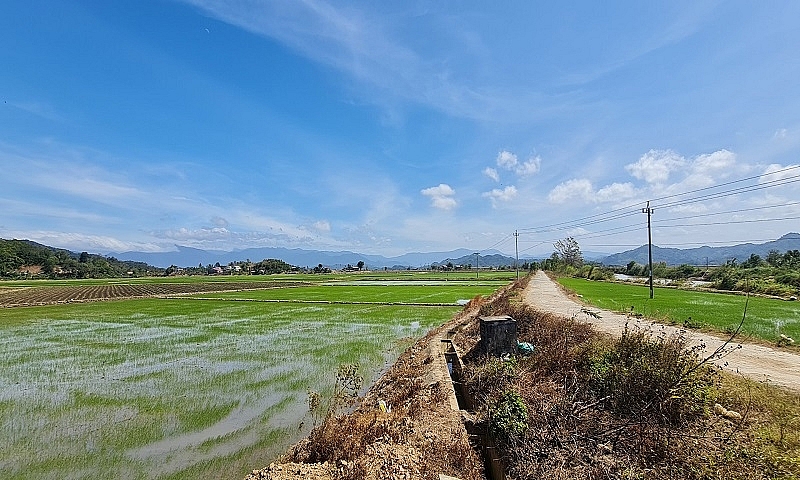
523;271;800;392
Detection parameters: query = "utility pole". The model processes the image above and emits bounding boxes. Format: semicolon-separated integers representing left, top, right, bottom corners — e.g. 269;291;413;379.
514;230;520;280
642;201;654;299
474;252;479;280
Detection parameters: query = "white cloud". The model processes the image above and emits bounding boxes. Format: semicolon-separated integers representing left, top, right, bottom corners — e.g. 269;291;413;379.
496;150;518;169
548;179;593;203
35;175;144;204
625;149;686;184
483;167;499;182
482;185;518;206
312;220;331;232
692;149;735;173
494;150;541;177
547;179;637;204
761;163;800;182
516;155;541;177
4;230;166;253
211;216;229;228
595;182;637;202
774;128;788;140
156;227;232;241
420;183;457;210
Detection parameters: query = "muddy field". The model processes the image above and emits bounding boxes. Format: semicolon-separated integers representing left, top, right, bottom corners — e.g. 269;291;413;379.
0;281;301;307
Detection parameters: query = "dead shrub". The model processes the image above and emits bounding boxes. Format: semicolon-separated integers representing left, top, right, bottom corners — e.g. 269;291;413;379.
458;284;744;479
586;323;717;426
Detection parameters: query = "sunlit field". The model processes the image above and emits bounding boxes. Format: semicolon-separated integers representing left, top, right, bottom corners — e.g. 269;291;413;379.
558;277;800;343
0;274;504;479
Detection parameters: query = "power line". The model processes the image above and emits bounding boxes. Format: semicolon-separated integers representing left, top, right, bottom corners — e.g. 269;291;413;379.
478;233;514;254
656;214;800;228
649;164;800;204
518;209;640;234
583;236;800;249
650;201;800;223
516;165;800;234
655;174;800;210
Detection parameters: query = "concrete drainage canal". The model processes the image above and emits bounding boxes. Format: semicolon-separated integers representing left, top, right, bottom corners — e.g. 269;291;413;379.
441;336;507;480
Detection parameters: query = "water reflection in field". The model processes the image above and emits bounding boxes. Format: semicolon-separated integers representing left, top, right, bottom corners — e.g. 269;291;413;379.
0;300;451;479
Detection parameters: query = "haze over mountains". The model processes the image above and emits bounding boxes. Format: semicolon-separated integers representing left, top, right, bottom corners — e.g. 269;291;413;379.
108;233;800;269
599;233;800;266
111;245;485;270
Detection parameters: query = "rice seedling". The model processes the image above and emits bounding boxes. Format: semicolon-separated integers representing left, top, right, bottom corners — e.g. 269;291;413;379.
558;277;800;344
0;279;494;479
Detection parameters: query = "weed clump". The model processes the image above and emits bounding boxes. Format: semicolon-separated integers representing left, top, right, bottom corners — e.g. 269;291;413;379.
489;390;528;438
586;324;715;425
459;291;800;480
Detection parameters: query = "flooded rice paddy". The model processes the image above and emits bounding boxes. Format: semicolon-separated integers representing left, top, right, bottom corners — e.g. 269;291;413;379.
0;281;500;480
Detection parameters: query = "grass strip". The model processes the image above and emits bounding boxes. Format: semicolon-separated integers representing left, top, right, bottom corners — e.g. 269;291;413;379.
558;277;800;343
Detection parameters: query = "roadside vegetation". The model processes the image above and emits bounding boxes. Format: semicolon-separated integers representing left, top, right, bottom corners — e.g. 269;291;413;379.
615;249;800;298
536;237;799;346
456;282;800;480
557;277;799;346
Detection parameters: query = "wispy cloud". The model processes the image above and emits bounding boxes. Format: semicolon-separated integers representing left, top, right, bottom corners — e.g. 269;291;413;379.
34;175;145;204
312;220;331;232
8;100;64;122
0;229;165;253
483;167;499;182
178;1;566;122
761;163;800;182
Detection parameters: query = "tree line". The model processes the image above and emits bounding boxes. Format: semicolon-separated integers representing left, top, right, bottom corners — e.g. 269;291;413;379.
0;239;160;279
543;236;800;297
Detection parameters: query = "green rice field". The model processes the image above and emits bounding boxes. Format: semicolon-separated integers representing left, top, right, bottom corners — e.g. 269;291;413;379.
558;277;800;343
0;274;505;479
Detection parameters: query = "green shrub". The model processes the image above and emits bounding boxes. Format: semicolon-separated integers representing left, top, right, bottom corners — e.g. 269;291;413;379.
490;390;528;438
588;324;716;425
776;271;800;288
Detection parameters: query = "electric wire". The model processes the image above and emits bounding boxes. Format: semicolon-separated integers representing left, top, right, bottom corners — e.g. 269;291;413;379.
650;201;800;223
516;165;800;233
655;175;800;210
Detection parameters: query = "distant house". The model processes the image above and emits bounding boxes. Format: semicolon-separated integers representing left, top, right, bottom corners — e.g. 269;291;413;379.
17;265;42;275
210;266;224;275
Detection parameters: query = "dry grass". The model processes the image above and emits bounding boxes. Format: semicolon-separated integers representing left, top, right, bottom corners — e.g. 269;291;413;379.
283;310;486;480
276;276;800;480
457;282;800;480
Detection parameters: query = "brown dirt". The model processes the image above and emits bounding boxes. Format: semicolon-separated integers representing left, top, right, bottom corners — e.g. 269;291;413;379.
244;288;516;480
523;270;800;392
0;281;305;307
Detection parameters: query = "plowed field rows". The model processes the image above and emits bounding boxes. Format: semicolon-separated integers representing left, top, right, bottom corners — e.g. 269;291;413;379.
0;281;301;307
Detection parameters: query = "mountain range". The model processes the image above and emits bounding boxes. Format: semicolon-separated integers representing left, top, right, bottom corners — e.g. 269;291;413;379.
105;233;800;269
110;245;500;270
598;233;800;266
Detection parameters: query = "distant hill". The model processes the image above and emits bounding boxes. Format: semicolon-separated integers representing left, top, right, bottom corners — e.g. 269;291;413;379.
431;253;523;269
0;239;161;278
111;245;484;269
13;233;798;274
599;233;800;266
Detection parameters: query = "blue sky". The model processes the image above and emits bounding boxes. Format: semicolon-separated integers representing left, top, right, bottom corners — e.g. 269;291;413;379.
2;1;799;257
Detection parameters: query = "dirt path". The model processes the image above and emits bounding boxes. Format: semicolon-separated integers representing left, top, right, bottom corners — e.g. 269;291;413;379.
523;271;800;392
